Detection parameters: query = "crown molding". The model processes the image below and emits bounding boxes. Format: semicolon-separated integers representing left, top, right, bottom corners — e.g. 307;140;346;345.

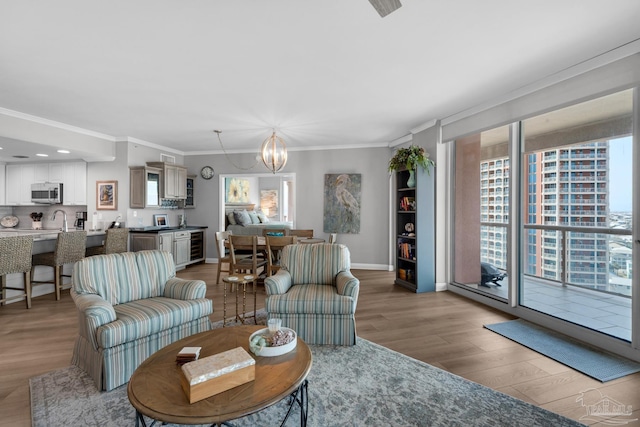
0;107;115;141
388;134;412;148
116;136;185;155
410;119;438;135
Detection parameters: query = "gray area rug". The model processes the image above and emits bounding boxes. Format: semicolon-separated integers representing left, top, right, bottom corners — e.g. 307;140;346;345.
30;333;584;426
485;319;640;382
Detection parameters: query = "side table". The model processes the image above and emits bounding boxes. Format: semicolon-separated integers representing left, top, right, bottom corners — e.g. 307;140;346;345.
222;274;258;326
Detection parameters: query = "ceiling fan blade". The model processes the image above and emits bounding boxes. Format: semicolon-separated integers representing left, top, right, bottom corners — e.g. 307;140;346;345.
368;0;402;17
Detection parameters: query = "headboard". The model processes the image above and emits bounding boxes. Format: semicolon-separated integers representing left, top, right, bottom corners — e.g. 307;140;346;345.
224;203;256;227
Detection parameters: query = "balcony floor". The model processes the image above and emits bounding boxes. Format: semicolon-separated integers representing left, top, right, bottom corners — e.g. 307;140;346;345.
469;277;632;341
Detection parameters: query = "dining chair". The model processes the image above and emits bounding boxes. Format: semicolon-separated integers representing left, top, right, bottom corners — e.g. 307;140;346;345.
290;229;314;238
31;230;87;301
215;230;233;284
265;235;297;277
85;228;129;256
0;235;34;309
228;235;268;281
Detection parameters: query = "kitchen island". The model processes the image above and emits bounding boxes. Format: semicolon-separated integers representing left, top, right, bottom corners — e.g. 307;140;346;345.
128;226;207;270
0;228;106;304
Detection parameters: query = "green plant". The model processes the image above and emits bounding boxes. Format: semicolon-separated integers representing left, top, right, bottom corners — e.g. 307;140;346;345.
388;145;435;174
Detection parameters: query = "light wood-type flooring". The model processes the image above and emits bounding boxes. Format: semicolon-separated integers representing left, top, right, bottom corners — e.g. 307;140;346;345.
1;263;639;426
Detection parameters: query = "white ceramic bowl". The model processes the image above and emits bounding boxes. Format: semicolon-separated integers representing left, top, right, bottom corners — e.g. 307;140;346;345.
249;327;297;357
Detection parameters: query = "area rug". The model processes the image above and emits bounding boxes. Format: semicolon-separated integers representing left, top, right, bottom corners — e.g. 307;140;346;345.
485;319;640;382
30;338;584;426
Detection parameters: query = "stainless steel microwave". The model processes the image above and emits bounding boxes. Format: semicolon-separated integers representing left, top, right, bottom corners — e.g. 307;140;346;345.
31;182;63;204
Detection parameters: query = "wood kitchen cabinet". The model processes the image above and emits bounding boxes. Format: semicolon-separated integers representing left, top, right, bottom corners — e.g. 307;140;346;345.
146;162;187;200
129;166;162;208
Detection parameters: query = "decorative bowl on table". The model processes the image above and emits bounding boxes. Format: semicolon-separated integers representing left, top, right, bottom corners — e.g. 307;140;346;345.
249;327;297;357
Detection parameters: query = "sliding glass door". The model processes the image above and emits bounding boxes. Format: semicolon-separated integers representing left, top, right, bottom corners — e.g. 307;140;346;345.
520;90;634;341
451;89;635;342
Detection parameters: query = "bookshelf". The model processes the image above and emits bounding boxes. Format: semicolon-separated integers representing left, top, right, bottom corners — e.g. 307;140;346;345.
394;168;435;293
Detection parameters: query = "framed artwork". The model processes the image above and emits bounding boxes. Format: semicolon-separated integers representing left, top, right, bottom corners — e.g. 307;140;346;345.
225;178;250;203
96;180;118;210
153;214;169;227
260;189;279;218
323;173;361;234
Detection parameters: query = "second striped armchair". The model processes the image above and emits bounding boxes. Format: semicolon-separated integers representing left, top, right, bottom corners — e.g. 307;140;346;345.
264;243;359;345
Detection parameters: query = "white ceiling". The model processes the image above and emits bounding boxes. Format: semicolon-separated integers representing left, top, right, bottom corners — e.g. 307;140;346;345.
1;1;639;161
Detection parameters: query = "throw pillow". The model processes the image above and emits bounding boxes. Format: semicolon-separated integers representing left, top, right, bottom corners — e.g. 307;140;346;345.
248;211;261;224
266;231;284;236
227;212;237;225
257;212;269;223
234;209;252;226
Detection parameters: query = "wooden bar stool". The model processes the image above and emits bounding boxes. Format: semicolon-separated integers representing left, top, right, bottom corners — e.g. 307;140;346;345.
0;235;34;309
31;231;87;301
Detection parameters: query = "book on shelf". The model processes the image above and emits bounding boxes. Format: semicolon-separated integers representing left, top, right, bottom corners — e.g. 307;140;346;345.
399;196;415;211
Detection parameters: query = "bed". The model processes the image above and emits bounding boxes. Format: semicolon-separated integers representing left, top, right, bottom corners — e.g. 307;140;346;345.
225;203;293;236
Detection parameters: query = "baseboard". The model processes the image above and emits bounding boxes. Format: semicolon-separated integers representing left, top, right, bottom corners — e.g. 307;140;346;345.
351;263;390;271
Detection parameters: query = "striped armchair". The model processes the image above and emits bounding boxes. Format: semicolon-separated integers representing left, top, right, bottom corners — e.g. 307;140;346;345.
70;250;213;391
264;243;359;345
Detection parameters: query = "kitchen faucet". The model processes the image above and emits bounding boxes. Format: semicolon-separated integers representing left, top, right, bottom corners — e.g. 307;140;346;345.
51;210;68;232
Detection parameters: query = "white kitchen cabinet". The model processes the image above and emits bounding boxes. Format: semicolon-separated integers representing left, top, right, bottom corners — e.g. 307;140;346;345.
158;232;173;254
0;164;5;205
5;161;87;206
48;163;65;182
62;161;87;205
6;164;36;205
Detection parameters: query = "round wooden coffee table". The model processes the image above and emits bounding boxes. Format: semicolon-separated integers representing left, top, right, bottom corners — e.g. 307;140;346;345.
127;325;312;426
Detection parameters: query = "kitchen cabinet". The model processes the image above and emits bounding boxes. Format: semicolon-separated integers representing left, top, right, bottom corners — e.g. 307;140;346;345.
6;164;36;205
129;227;207;270
129;166;161;208
0;164;5;205
184;175;196;208
62;162;87;205
5;162;87;206
173;231;191;267
147;162;187;200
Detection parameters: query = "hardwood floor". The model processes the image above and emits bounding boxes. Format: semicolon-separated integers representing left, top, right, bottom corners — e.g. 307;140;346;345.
1;263;639;426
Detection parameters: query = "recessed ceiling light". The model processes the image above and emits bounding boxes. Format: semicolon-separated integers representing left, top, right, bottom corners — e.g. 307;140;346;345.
57;149;71;154
36;153;49;157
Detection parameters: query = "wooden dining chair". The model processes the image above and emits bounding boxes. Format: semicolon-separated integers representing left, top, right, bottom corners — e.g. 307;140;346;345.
265;235;297;276
214;230;233;284
228;235;268;280
290;229;313;238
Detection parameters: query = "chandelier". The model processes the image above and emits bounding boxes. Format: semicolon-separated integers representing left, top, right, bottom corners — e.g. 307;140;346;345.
261;131;288;174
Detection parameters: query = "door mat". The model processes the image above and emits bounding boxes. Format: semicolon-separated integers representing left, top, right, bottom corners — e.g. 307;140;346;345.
484;319;640;382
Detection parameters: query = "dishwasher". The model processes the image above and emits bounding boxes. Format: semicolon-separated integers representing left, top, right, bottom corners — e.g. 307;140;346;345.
173;231;191;268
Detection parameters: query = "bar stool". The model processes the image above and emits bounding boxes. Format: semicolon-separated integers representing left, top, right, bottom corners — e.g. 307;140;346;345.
31;231;87;301
86;228;129;256
0;235;34;309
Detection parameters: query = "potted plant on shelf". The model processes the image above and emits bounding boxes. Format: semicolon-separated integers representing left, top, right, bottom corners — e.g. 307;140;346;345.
388;145;435;187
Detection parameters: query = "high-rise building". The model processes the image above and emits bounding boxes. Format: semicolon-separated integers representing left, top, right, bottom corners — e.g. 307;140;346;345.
480;141;609;290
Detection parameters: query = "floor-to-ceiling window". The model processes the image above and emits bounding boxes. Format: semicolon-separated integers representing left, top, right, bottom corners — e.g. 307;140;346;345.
453;124;511;301
520;89;634;341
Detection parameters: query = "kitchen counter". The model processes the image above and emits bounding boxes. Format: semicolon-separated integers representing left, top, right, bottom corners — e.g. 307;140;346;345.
128;225;208;233
0;228;106;241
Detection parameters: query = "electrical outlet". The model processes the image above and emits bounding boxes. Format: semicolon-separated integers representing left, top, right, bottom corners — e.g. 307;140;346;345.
133;211;137;217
